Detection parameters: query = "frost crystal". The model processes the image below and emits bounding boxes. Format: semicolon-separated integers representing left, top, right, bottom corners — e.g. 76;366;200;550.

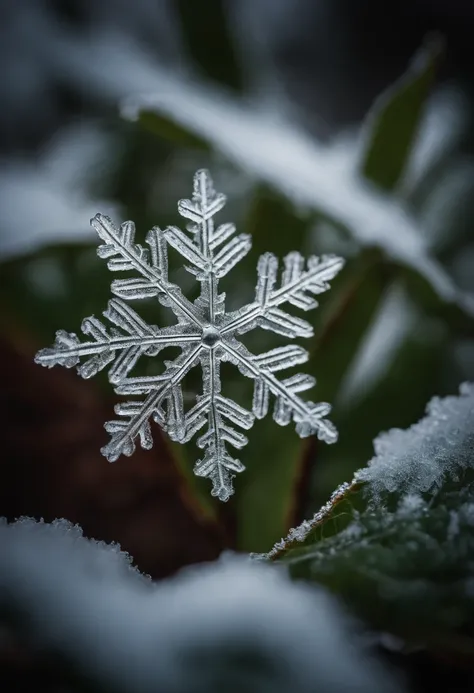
355;381;474;500
35;170;344;501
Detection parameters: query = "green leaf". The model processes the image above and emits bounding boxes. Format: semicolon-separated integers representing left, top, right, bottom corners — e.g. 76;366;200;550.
360;34;444;191
308;250;393;405
0;243;111;347
233;235;407;552
285;253;401;515
279;484;474;650
264;381;474;650
400;262;474;339
138;111;209;151
244;184;310;259
256;480;364;561
267;379;474;646
176;0;243;91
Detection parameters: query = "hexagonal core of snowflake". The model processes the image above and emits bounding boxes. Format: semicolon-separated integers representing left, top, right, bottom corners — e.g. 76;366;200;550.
201;325;222;349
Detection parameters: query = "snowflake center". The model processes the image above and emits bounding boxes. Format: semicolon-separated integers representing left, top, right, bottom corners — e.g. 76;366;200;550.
201;325;221;348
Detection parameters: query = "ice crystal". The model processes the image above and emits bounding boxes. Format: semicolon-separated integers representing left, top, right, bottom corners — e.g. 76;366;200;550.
35;170;344;501
355;381;474;500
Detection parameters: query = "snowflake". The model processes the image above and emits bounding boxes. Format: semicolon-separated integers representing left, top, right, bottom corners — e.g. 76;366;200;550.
35;170;344;501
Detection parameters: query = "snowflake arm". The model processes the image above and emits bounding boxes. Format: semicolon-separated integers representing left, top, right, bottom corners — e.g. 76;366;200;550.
163;170;251;287
91;213;204;326
35;169;345;501
191;349;254;501
101;345;203;461
223;339;337;444
221;251;344;338
35;298;202;382
166;169;255;501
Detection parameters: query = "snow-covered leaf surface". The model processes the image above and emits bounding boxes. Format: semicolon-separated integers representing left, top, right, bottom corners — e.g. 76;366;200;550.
35;169;344;501
0;517;402;693
355;381;474;501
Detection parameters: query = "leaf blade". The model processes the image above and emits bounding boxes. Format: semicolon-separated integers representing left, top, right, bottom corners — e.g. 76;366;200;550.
360;35;444;191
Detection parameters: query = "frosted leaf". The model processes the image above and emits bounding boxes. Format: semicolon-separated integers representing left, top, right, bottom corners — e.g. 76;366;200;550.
270;490;474;639
355;381;474;500
35;169;344;501
259;382;474;562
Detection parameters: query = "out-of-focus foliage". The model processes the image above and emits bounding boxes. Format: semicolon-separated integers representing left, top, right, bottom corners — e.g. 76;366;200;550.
360;36;443;191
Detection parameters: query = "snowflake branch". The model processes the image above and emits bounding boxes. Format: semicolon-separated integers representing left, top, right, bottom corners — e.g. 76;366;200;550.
192;349;253;501
92;214;204;328
36;333;200;363
101;345;202;461
35;298;201;382
221;253;344;337
197;169;219;322
223;340;337;444
172;169;251;297
196;349;228;500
